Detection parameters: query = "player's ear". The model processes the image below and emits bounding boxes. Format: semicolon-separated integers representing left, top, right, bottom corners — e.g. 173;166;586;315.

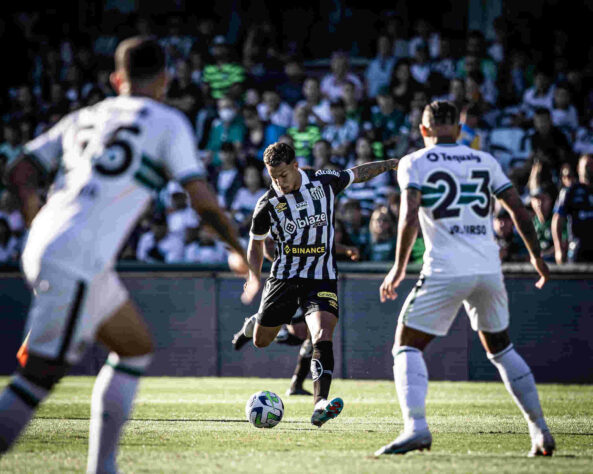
420;124;429;137
110;72;123;94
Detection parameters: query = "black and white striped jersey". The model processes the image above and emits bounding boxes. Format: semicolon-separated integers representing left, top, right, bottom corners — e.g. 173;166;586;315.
250;168;354;280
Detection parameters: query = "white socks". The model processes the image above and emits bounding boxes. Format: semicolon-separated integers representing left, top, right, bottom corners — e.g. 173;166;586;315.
393;346;429;433
0;374;49;452
488;344;549;436
87;353;152;474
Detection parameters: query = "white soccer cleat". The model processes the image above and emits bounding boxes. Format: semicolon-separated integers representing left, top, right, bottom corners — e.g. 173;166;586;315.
242;315;256;338
528;429;555;457
310;397;344;427
374;429;432;456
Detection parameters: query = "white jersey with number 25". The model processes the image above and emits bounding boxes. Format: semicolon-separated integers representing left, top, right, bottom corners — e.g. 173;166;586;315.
397;143;512;276
21;95;205;281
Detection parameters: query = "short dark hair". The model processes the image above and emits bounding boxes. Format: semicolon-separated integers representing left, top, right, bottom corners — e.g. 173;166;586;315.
220;141;236;153
115;36;165;82
422;100;459;127
534;107;551;117
263;142;296;167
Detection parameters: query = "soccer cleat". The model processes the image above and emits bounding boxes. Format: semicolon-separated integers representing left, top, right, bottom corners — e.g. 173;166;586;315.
374;430;432;456
528;430;556;457
232;332;251;351
286;386;313;396
231;315;257;350
310;397;344;427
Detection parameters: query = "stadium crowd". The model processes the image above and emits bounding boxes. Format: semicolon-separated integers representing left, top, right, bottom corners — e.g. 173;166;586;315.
2;12;593;266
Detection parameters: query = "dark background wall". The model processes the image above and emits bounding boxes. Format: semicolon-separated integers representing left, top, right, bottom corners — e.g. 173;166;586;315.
1;266;591;383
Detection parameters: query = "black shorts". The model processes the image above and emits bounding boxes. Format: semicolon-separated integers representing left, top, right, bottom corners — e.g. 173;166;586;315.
257;277;339;328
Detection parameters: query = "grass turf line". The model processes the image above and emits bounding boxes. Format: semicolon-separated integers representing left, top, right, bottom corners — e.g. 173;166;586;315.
0;377;591;473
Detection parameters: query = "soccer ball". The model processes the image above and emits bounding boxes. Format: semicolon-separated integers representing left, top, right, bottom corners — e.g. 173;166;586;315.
245;391;284;428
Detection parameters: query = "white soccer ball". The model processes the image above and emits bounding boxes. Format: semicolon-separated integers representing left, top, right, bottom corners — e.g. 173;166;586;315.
245;391;284;428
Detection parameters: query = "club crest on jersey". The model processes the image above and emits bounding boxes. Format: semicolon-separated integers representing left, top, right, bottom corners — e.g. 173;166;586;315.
295;201;309;211
275;202;288;212
310;186;325;200
284;219;297;234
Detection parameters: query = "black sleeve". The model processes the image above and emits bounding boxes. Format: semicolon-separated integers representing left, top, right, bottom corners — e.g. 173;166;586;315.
314;169;354;195
249;194;272;239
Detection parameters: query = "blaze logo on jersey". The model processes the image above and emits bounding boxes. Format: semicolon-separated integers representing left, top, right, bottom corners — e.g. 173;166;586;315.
310;186;325;200
284;219;296;234
297;213;327;228
275;202;288;212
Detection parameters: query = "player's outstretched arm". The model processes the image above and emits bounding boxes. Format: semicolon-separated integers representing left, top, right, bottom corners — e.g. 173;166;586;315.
497;187;549;288
241;237;265;304
183;178;249;273
380;188;420;302
349;158;398;183
5;156;43;227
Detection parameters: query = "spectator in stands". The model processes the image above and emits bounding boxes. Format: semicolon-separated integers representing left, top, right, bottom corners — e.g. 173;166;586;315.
458;104;487;150
312;139;341;170
522;68;554;117
529;107;573;172
408;18;440;59
369;87;405;156
287;104;322;166
277;59;305;106
184;225;229;263
560;162;576;189
487;17;507;64
0;123;22;166
242;104;285;162
206;96;246;165
573;119;593;155
231;165;266;235
188;49;204;85
321;51;363;101
159;14;194;63
136;214;184;263
493;208;529;262
213;142;243;209
389;59;422;113
529;183;559;261
257;89;293;128
436;77;466;114
465;68;497;108
430;36;456;81
365;35;396;99
410;44;431;85
456;31;497;82
202;35;246;100
297;76;332;125
322;99;359;165
366;206;396;261
342;137;392;216
553;154;593;263
0;190;25;238
165;182;199;253
167;60;203;123
340;199;370;255
383;16;408;59
551;82;579;137
0;217;18;263
341;80;367;126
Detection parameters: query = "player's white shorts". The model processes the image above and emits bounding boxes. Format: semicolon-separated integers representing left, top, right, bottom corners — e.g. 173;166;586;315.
22;263;128;365
398;272;509;336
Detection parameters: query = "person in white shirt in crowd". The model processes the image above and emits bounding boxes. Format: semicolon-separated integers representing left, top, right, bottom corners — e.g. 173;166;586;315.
384;16;409;59
257;89;293;129
551;82;579;137
0;217;19;263
297;77;332;126
431;37;456;81
522;69;554;118
320;51;364;101
365;35;396;99
215;142;242;209
410;45;431;85
184;224;228;264
322;99;360;163
408;18;440;59
231;165;266;235
165;181;200;250
136;214;184;263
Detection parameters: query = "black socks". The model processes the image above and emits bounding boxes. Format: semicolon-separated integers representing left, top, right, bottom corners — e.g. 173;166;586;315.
311;341;334;404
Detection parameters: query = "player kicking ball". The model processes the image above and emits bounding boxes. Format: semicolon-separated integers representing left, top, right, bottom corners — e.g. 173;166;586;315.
0;37;249;473
240;142;397;427
374;101;555;457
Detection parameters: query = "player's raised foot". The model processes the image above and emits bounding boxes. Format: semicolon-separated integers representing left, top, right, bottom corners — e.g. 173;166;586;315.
286;385;313;396
231;332;251;351
232;315;257;350
310;397;344;427
374;429;432;456
528;430;556;457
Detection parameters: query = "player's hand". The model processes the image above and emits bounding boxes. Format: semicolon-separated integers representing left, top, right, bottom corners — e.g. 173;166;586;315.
530;255;549;289
241;275;261;305
345;246;360;261
380;266;405;303
554;249;565;265
227;251;250;276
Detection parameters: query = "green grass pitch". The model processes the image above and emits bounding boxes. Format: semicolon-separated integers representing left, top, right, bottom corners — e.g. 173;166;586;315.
0;377;591;473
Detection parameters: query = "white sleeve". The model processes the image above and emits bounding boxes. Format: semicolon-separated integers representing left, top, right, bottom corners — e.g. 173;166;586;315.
163;111;206;184
22;116;70;174
490;158;512;196
396;156;421;191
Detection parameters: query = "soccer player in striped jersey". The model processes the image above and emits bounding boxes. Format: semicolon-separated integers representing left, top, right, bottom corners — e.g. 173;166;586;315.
375;101;555;457
240;142;398;427
0;37;249;473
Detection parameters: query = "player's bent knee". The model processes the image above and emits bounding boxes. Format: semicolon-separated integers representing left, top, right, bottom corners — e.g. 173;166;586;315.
253;334;273;348
18;353;70;391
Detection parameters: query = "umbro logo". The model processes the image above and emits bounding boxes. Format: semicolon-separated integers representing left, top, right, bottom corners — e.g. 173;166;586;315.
310;186;325;200
275;202;288;212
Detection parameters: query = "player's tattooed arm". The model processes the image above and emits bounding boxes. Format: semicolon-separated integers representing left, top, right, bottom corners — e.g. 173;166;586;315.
349;158;398;183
